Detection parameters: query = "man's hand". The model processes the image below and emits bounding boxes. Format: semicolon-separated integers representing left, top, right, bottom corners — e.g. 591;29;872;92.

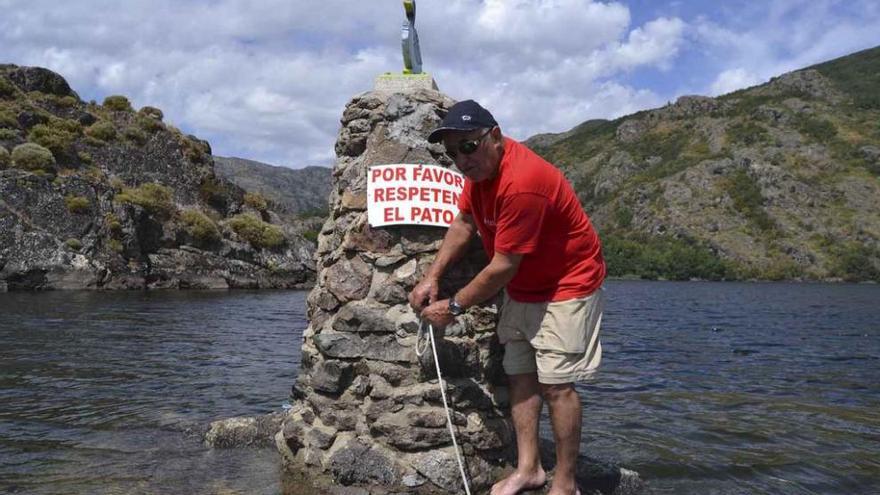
420;298;454;330
408;276;439;312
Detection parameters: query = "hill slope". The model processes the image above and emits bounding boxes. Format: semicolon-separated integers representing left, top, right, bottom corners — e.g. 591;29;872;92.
0;65;315;290
527;46;880;281
213;156;330;217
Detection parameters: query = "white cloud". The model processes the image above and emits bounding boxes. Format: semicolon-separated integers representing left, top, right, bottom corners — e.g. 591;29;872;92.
1;1;877;168
693;0;880;97
709;68;762;96
611;17;686;71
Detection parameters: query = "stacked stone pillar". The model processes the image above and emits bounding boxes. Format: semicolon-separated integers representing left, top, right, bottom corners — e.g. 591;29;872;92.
276;88;513;493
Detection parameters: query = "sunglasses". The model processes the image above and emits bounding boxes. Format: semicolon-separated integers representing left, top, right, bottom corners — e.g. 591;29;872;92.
446;128;493;159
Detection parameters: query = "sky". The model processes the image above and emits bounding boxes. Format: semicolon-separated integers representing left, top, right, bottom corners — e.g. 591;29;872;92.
1;0;879;168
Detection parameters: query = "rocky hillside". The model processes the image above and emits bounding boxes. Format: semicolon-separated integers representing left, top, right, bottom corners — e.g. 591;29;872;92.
213;156;331;217
528;46;880;281
0;65;315;290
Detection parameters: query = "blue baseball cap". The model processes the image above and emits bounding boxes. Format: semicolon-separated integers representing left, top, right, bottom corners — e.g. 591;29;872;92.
428;99;498;143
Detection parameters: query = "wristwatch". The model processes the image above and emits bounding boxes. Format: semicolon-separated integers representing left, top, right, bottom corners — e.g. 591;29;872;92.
448;298;465;316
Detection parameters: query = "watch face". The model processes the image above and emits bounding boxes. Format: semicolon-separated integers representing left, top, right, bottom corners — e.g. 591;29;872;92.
448;300;464;316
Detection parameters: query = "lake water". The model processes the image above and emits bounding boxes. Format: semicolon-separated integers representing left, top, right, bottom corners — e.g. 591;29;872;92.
0;282;878;494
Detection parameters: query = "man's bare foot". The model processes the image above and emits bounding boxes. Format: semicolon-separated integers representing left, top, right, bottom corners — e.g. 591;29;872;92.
490;468;547;495
546;481;581;495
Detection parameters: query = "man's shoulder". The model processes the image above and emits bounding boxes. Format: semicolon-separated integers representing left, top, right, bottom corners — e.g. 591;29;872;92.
500;139;562;193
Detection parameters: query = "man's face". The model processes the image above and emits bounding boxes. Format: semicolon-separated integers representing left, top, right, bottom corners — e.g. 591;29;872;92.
442;127;502;182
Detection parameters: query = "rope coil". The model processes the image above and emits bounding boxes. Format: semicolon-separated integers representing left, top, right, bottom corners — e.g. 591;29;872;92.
416;319;472;495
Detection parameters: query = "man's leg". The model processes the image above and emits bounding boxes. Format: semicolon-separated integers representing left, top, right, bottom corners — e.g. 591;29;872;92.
491;372;547;495
541;382;582;495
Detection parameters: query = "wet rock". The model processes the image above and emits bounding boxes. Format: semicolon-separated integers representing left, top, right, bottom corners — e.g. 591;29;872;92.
314;332;416;363
410;448;493;493
310;359;353;394
204;412;285;448
332;300;397;333
323;255;371;302
327;438;400;486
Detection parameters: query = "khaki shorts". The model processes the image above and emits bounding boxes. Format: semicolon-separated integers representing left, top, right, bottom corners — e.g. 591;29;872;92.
497;288;604;384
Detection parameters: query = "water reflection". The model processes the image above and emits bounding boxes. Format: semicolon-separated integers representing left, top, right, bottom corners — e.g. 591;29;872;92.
1;290;305;495
1;282;879;494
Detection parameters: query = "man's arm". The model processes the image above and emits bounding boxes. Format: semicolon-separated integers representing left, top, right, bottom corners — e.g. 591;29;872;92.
453;250;521;308
408;212;476;311
419;250;522;328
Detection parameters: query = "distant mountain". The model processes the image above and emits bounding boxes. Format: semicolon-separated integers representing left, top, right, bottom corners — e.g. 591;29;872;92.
526;46;880;281
0;65;316;290
213;156;331;218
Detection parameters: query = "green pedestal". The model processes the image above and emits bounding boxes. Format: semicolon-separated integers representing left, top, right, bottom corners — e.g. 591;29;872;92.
374;72;438;93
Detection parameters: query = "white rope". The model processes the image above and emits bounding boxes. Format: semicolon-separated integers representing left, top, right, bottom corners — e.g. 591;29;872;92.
417;319;472;495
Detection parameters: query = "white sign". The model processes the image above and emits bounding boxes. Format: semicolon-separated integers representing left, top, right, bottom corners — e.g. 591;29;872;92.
367;164;464;227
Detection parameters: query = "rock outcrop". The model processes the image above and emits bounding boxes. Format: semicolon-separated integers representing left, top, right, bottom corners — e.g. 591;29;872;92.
0;64;316;290
213;156;332;217
274;89;642;494
526;46;880;282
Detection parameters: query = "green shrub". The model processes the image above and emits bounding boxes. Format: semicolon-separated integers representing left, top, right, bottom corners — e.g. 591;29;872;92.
84;136;107;147
302;230;319;243
104;213;123;235
65;238;82;250
64;195;90;214
813;48;880;110
116;183;175;218
0;109;18;128
77;151;92;164
123;126;147;145
0;146;8;168
181;209;221;246
243;191;268;211
727;121;769;145
199;176;230;210
0;128;19;140
622;128;709;182
603;234;734;280
49;117;83;134
137;106;164;121
723;169;775;232
136;114;164;133
107;238;123;253
169;127;211;164
764;256;804;280
103;95;133;112
0;77;16;98
613;205;633;229
27;117;81;158
10;142;56;171
228;213;285;250
57;96;78;108
623;128;690;163
297;206;330;219
82;166;106;183
795;116;838;143
85;120;117;142
182;136;210;163
830;241;880;282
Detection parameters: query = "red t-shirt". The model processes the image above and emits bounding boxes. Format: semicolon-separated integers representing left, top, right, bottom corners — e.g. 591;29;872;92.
458;138;605;302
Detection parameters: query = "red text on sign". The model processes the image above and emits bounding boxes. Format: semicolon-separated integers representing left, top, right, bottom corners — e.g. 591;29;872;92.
410;207;454;224
372;186;460;205
371;167;407;182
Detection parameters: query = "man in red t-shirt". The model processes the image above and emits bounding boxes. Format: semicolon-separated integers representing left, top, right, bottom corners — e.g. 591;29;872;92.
410;100;606;495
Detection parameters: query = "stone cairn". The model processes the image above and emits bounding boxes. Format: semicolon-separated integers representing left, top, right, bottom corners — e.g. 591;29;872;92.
276;87;511;493
275;87;643;494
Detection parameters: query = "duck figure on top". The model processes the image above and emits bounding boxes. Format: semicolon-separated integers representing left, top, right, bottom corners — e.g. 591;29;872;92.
401;0;422;74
